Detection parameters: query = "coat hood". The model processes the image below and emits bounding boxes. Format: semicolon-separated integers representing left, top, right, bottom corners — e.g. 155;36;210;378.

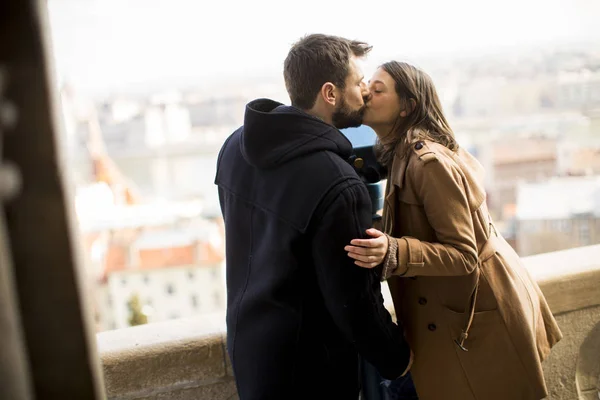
240;98;353;169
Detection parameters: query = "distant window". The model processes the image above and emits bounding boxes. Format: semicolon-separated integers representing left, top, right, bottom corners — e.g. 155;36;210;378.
121;278;127;286
528;220;543;233
188;271;195;280
559;220;571;232
166;284;175;295
191;295;199;308
143;275;150;284
579;221;590;245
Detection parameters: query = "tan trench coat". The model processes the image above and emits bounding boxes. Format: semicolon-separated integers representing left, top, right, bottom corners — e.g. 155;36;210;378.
380;139;562;400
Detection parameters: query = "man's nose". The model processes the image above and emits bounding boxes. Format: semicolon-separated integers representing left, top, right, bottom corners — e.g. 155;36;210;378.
360;82;371;102
363;90;372;103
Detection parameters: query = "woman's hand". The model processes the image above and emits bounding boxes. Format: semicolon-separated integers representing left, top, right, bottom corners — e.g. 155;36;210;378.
345;228;389;268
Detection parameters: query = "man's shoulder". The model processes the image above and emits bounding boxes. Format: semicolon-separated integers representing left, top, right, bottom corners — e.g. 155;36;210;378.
272;151;365;232
293;149;359;181
297;151;368;208
217;127;244;164
283;150;365;206
221;126;243;150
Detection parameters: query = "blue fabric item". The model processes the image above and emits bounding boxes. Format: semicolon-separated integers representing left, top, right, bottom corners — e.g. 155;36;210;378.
381;372;419;400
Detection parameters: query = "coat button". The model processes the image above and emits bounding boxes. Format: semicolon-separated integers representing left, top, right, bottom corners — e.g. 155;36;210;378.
414;141;424;150
428;323;437;331
418;297;427;305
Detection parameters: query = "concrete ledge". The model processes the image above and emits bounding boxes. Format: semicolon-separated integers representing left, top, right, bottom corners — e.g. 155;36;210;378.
523;244;600;315
97;314;236;400
97;246;600;400
522;245;600;399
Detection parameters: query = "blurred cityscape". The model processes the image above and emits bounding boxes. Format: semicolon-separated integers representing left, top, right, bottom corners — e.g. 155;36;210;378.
55;36;600;332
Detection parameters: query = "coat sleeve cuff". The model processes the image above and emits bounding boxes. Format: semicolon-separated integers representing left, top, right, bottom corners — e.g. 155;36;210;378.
400;237;425;277
381;235;403;280
382;236;425;279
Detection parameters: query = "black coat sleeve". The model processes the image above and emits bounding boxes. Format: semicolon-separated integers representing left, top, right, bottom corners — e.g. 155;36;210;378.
310;178;411;380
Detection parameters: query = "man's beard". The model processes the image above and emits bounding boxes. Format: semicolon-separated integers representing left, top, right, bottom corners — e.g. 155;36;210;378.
332;97;366;129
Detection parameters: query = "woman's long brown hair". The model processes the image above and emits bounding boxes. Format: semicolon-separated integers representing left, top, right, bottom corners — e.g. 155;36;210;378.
375;61;458;166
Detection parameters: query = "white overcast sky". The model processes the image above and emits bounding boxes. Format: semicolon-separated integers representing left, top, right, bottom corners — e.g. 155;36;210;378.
47;0;600;94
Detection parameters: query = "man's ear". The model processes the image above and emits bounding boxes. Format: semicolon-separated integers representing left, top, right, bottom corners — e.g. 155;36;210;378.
319;82;337;106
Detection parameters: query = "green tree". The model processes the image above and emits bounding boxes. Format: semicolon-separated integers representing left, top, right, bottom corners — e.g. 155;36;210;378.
127;293;148;326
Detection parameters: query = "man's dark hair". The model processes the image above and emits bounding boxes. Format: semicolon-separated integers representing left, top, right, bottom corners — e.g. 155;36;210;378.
283;33;372;110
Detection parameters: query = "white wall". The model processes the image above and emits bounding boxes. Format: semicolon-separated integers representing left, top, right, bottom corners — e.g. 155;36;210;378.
98;262;225;331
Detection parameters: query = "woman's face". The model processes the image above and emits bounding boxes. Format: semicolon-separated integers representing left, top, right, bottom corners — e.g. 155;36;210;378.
362;67;402;134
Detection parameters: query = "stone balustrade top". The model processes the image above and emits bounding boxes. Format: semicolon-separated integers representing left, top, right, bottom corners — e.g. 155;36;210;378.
523;244;600;314
96;245;600;400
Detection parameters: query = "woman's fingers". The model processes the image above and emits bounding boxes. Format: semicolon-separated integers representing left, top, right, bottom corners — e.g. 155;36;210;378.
350;238;381;247
347;252;380;262
345;236;387;268
344;245;383;255
353;260;379;268
365;228;385;238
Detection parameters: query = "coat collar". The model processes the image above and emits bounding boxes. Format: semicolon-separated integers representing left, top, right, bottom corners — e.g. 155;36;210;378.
387;139;424;192
389;152;409;191
382;142;411;234
384;140;488;216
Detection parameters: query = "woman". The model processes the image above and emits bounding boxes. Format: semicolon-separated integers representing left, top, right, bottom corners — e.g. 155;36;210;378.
345;61;562;400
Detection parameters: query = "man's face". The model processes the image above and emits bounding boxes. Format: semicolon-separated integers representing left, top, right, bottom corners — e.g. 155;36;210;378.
332;56;370;129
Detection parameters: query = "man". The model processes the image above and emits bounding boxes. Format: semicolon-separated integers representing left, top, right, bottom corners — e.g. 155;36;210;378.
215;34;411;400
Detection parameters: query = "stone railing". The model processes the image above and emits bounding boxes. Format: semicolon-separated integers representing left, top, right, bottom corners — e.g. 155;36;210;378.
524;245;600;400
97;245;600;400
97;314;236;400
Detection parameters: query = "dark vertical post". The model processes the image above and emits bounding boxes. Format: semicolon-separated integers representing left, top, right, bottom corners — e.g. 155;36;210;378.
1;1;105;398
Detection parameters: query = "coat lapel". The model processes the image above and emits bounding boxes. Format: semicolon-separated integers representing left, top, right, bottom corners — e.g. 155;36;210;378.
383;152;408;234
